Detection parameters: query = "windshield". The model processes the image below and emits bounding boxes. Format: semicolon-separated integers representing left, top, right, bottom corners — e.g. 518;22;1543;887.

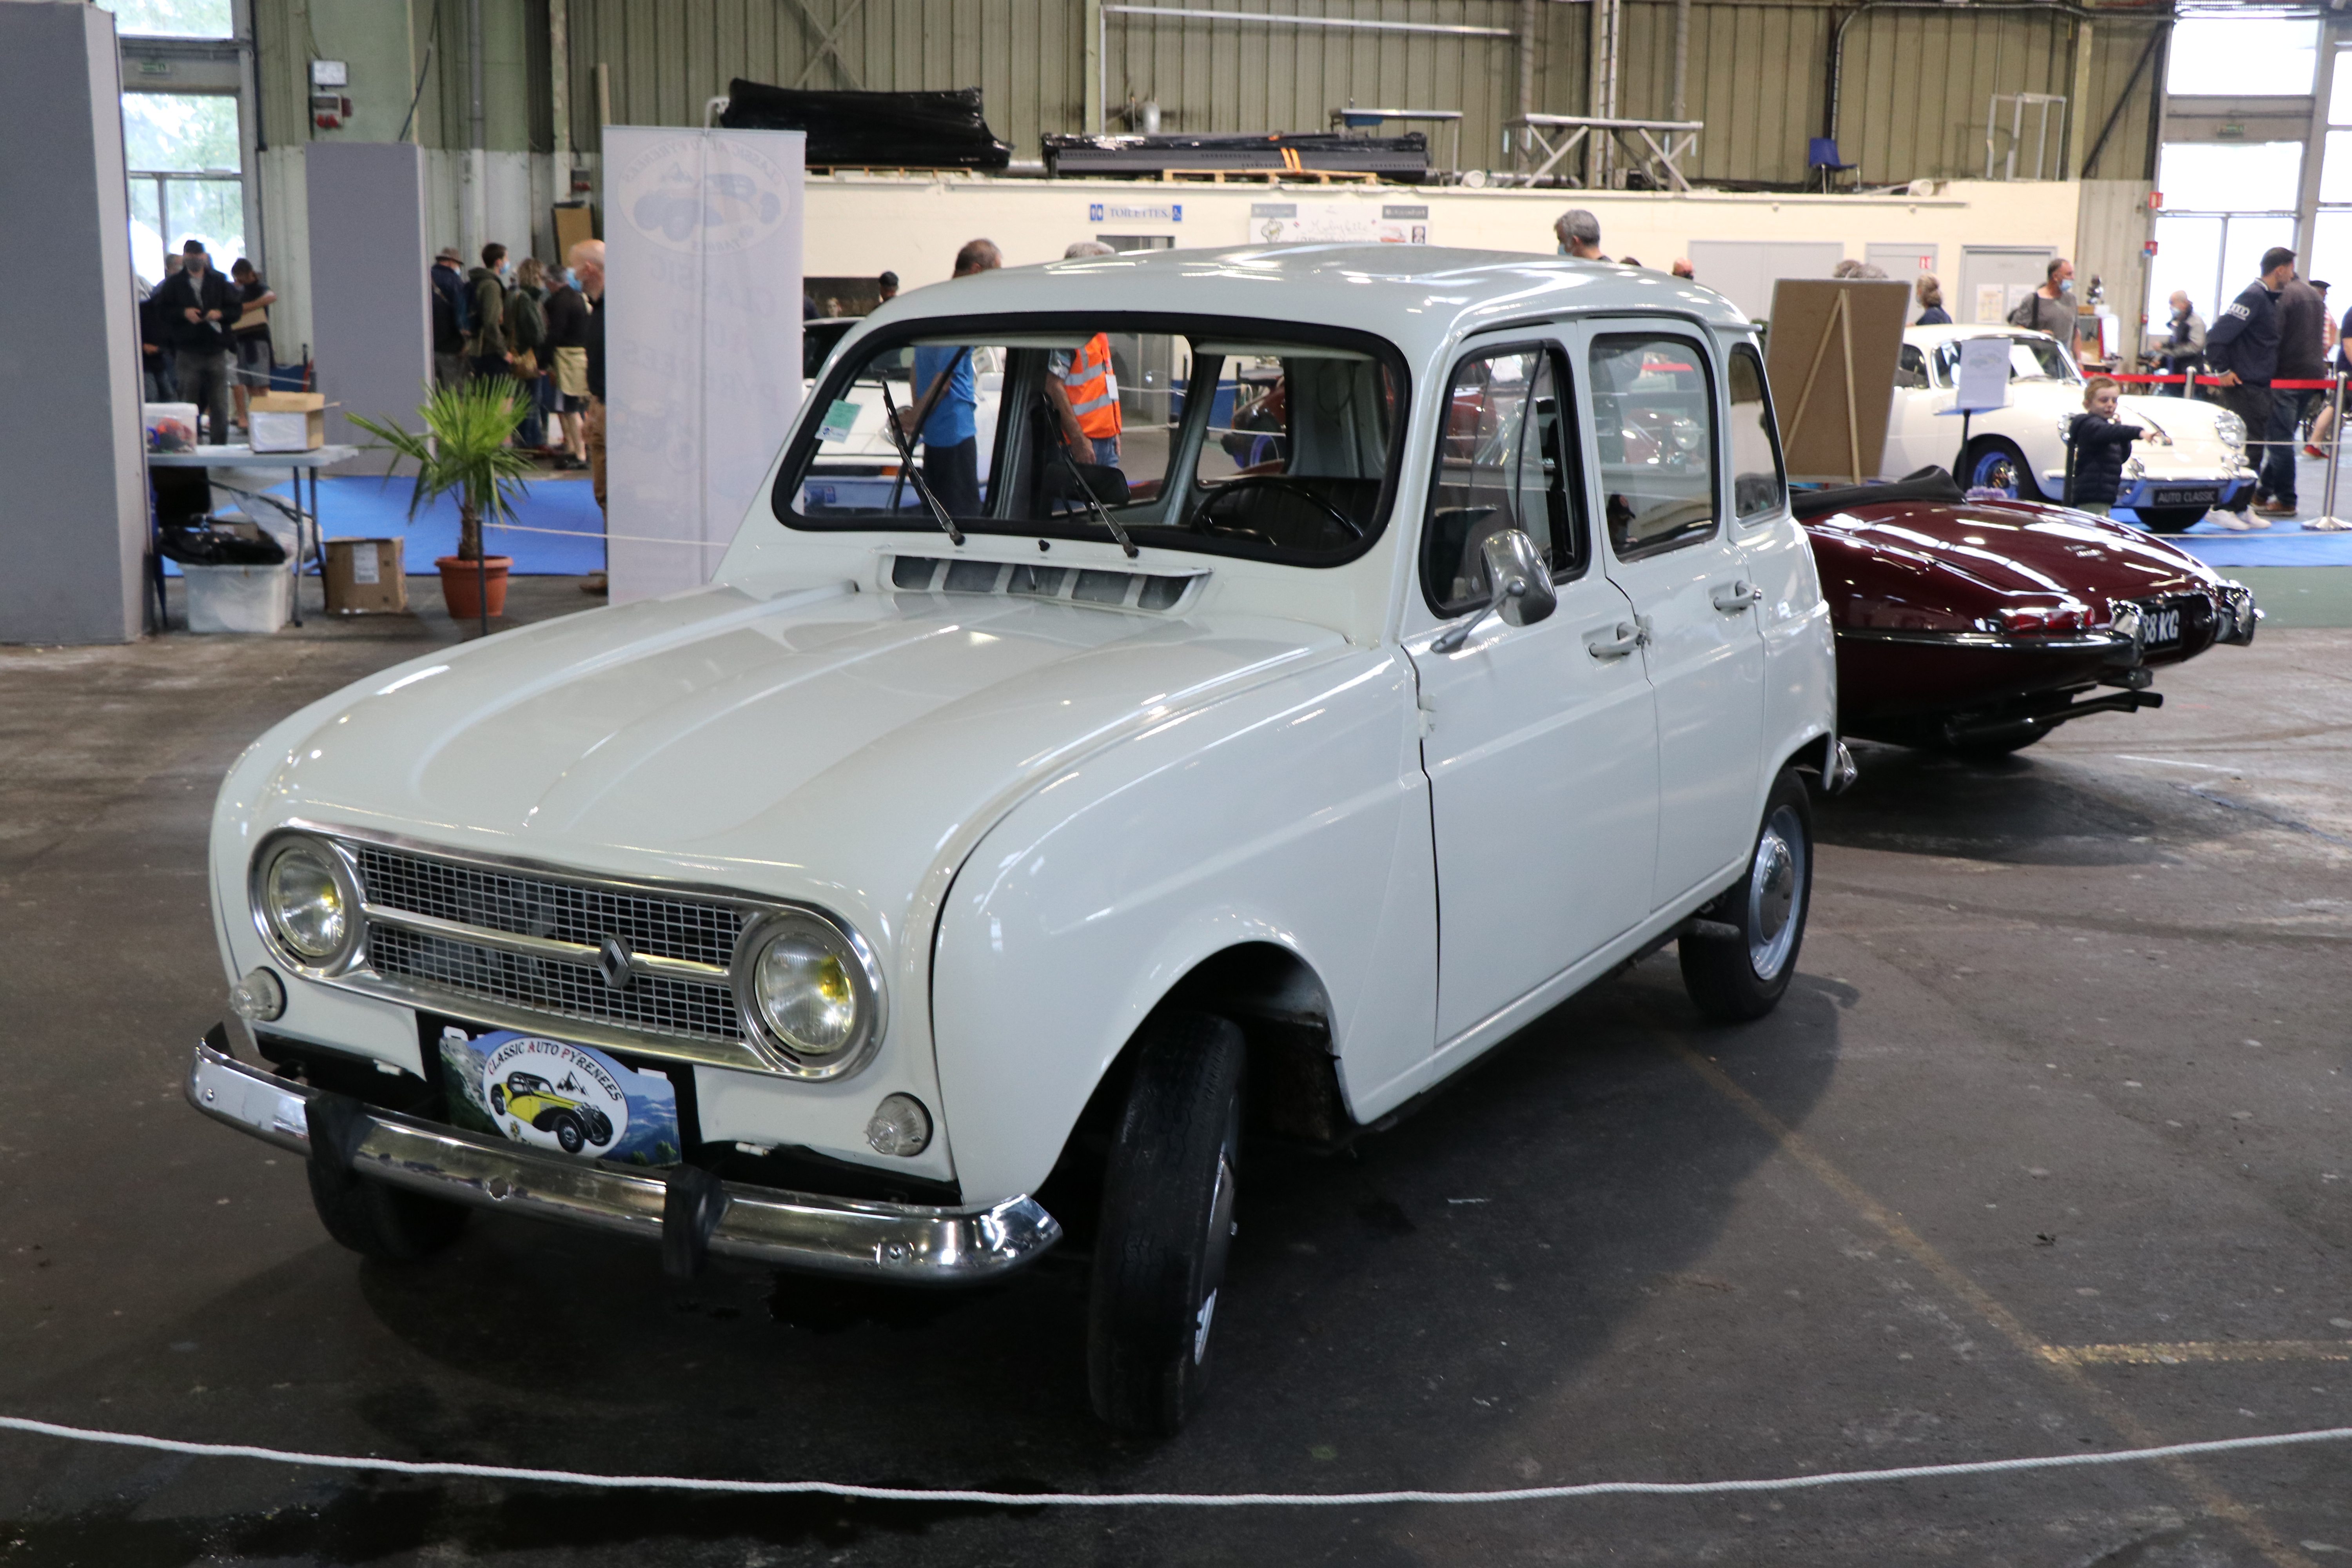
775;314;1406;566
1929;334;2078;388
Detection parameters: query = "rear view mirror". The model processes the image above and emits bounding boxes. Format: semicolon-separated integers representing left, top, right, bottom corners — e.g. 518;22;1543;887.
1431;528;1555;652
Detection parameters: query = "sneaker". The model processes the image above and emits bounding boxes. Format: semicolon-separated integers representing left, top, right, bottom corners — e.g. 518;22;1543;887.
2305;444;2327;458
2210;512;2253;531
581;571;608;595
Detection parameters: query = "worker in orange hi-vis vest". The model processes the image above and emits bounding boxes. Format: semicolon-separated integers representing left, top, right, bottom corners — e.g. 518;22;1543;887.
1048;331;1123;468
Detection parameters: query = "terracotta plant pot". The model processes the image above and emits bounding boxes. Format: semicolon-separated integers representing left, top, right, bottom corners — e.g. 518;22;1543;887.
435;555;512;620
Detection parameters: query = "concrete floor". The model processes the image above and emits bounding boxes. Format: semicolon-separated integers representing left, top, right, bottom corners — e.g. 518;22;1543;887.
1;579;2347;1566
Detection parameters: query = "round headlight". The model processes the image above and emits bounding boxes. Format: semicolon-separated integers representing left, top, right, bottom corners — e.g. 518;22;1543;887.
739;913;878;1066
258;838;353;964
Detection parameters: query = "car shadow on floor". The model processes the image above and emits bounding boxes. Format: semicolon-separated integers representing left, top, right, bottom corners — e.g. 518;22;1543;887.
1813;742;2214;866
0;961;1843;1565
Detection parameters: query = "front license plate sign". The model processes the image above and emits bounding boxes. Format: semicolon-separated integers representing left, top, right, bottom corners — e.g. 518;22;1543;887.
439;1027;683;1166
2137;603;2183;648
2155;488;2220;508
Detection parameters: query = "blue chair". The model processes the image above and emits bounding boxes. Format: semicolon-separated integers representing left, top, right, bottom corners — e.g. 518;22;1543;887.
1809;137;1857;192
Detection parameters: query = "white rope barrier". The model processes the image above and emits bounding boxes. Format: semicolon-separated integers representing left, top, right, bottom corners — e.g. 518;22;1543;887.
2;1413;2346;1507
483;521;724;549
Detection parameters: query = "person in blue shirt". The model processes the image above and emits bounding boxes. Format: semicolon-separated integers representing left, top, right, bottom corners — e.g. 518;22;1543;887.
2205;246;2296;531
901;239;1000;516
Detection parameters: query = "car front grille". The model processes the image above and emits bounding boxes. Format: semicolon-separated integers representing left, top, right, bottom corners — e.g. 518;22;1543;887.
349;844;747;1045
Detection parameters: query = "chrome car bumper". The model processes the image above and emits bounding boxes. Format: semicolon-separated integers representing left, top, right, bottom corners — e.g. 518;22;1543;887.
186;1040;1060;1284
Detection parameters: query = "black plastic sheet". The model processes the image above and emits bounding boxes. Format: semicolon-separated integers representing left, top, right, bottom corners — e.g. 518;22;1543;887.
719;80;1011;170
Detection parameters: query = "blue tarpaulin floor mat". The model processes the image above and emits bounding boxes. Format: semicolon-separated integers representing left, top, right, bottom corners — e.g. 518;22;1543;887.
167;473;610;577
2169;515;2352;569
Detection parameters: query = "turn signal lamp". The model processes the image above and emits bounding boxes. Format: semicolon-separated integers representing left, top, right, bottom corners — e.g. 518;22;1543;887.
229;967;287;1022
866;1093;933;1157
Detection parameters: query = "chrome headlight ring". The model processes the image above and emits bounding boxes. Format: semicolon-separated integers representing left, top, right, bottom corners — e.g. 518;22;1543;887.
730;908;888;1080
249;830;366;976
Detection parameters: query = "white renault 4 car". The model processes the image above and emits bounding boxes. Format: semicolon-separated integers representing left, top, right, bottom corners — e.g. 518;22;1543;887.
192;246;1841;1433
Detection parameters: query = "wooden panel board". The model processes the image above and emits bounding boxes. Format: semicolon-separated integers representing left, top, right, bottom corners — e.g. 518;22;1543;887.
1764;278;1910;485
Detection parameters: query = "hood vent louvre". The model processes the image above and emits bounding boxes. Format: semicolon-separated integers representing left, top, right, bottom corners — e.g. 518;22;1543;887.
889;555;1202;613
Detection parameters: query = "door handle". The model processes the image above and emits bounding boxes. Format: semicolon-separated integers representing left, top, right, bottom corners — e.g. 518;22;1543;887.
1711;579;1763;613
1586;621;1648;661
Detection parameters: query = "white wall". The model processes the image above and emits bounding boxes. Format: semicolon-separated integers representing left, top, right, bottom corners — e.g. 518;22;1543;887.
796;176;2085;310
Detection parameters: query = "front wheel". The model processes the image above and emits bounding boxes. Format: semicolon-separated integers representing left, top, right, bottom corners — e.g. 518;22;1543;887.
1680;768;1814;1022
1088;1011;1245;1436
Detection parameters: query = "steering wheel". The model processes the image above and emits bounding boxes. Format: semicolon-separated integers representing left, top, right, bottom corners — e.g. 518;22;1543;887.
1192;476;1364;543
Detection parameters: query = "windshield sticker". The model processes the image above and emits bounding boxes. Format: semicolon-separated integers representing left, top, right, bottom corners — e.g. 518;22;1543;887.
439;1027;682;1166
817;399;861;443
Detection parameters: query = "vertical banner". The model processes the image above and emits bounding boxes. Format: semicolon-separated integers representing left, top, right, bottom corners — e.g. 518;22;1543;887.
604;128;804;603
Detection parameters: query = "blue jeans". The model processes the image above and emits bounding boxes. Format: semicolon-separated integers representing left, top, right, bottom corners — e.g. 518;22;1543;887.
2259;388;2313;503
1088;435;1120;467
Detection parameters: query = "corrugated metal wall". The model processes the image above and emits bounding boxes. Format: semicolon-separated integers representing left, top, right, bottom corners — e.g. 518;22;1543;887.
255;0;2164;189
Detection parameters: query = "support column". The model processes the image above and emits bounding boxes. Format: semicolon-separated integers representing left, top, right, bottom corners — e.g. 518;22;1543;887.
1085;0;1103;134
2066;19;2094;179
0;4;147;644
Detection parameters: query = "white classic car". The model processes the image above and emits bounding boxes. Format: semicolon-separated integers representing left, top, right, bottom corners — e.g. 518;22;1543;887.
1878;325;2254;533
191;247;1841;1433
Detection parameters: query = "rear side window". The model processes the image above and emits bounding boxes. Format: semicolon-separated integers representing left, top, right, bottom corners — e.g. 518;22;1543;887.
1588;333;1717;557
1728;343;1787;521
1421;344;1587;617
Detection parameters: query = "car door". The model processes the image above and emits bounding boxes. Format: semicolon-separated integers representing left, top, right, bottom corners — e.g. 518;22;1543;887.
1575;323;1765;913
1407;339;1659;1045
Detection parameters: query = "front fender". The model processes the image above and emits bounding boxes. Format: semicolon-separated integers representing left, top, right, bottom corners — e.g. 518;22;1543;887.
929;649;1436;1203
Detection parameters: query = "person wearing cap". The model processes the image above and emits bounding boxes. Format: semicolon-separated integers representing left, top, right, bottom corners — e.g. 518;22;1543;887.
1046;241;1123;469
1554;209;1604;262
430;246;470;388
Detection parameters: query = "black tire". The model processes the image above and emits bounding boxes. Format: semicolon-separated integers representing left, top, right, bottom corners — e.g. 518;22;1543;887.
2134;506;2206;535
488;1083;506;1116
307;1158;468;1263
587;1111;613;1147
1679;768;1814;1023
552;1114;585;1155
1087;1010;1246;1437
1960;437;2042;502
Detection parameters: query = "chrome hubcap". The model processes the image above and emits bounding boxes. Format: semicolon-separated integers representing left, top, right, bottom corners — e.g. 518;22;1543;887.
1746;805;1806;980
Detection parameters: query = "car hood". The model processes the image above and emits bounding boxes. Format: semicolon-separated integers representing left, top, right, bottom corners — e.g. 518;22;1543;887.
238;580;1346;945
1804;497;2221;631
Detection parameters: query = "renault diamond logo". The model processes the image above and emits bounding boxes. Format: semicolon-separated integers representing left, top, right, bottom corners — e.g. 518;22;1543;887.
595;935;635;991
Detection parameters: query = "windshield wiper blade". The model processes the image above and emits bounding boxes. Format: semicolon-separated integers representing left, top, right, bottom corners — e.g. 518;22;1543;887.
1053;444;1138;559
878;376;964;546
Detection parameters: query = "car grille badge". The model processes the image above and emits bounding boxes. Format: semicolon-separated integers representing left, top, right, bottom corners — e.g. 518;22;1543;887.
595;935;635;991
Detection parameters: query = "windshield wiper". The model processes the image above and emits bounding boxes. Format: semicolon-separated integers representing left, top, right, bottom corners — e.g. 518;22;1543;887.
1050;441;1138;559
878;374;964;547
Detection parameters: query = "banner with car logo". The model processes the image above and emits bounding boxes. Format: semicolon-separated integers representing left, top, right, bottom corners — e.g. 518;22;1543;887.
604;126;806;603
440;1027;683;1166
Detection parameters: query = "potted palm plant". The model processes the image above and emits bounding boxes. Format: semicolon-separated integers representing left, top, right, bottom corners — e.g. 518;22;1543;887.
348;381;534;622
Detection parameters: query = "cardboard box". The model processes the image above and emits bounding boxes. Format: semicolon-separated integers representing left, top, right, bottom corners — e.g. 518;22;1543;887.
324;536;407;614
250;391;327;453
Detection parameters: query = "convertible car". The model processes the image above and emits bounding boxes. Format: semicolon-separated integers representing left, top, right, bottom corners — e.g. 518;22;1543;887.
1796;468;2259;754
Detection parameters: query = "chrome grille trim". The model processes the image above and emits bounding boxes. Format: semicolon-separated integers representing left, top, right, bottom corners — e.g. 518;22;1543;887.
268;825;870;1079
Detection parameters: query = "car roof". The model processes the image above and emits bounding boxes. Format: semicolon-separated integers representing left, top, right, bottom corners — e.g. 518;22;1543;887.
1904;323;2060;349
860;245;1753;361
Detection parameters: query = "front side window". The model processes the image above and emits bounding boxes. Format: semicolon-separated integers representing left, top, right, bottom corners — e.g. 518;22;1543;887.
1589;333;1718;557
1727;343;1787;522
1421;345;1586;616
779;317;1404;566
1894;344;1929;390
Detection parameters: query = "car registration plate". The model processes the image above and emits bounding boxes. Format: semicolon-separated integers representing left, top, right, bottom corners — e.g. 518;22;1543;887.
437;1027;684;1166
2153;487;2220;508
2134;601;2183;648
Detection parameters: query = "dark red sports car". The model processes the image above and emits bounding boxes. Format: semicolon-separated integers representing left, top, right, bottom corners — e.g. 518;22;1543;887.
1793;470;2259;755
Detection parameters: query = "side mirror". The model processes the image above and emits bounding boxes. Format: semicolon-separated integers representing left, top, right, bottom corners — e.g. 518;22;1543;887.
1430;528;1556;652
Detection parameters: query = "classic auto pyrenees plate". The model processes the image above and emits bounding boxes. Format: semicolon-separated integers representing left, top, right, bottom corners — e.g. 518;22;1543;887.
439;1028;683;1167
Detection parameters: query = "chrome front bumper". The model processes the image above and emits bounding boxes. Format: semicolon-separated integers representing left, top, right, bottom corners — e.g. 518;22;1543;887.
186;1040;1060;1284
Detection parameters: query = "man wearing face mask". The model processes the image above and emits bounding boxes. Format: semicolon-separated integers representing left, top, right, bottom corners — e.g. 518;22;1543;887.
2008;257;2076;342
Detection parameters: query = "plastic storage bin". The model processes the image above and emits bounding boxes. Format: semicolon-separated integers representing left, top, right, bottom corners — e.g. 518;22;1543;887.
183;563;292;633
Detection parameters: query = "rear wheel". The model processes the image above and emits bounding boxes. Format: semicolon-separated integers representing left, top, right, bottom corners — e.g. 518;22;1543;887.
1088;1011;1245;1436
1962;438;2040;501
1680;769;1813;1022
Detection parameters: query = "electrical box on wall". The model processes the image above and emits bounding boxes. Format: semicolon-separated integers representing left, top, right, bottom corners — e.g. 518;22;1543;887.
311;59;349;129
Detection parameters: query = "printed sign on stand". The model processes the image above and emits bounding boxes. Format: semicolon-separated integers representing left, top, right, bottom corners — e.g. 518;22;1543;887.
604;127;806;603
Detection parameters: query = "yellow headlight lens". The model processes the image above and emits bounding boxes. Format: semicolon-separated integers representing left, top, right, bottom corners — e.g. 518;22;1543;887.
753;927;860;1055
265;842;347;960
